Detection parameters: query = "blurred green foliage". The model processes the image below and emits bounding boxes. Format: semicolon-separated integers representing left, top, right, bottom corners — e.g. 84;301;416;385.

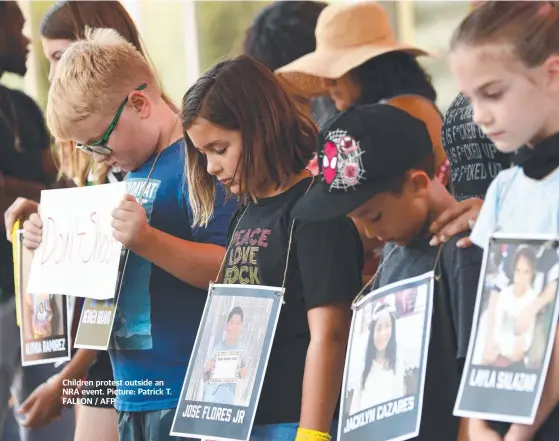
2;1;272;110
196;1;270;71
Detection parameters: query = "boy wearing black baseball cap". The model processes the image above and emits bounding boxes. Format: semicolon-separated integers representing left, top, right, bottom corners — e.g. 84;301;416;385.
292;104;483;441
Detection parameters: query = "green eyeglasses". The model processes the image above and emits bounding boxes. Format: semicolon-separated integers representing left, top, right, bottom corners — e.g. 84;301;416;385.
75;84;147;156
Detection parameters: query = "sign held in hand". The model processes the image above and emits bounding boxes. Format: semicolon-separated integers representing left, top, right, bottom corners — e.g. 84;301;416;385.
27;182;127;300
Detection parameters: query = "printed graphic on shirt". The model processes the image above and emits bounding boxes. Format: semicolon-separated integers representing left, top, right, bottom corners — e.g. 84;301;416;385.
455;235;559;424
339;272;434;441
320;129;366;191
442;94;510;201
112;178;161;350
171;284;282;441
223;228;273;285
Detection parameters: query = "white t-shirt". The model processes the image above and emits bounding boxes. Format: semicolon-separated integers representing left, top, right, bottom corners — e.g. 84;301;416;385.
350;359;405;414
494;284;539;358
471;166;559;249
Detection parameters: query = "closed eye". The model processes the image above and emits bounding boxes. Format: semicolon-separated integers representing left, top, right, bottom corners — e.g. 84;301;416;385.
483;90;503;100
371;212;382;222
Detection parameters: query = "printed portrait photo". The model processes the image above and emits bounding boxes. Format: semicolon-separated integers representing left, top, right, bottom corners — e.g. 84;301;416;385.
344;284;429;416
472;241;559;371
22;294;64;341
88;298;115;308
19;243;65;342
185;295;274;407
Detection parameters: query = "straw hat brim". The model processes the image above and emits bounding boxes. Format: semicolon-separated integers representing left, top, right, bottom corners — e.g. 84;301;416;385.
276;43;431;97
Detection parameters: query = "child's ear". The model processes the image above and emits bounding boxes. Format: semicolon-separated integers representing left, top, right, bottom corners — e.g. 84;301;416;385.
408;170;430;194
129;91;151;119
544;54;559;94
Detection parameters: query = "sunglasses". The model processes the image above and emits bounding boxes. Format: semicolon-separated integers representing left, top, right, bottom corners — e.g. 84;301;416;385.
75;84;147;156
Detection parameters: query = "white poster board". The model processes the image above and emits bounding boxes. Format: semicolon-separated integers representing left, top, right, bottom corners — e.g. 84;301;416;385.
210;350;243;384
27;182;126;299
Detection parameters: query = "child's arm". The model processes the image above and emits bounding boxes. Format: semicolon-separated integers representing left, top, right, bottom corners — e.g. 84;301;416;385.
112;194;226;290
448;240;507;440
130;227;225;290
301;303;351;432
295;217;362;436
17;349;98;428
505;328;559;441
469;419;504;441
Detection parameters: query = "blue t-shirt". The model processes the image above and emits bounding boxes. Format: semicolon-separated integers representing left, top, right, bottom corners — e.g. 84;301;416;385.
108;140;237;412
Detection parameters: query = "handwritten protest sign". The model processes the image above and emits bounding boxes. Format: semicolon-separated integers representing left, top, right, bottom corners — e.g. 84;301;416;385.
27;183;126;299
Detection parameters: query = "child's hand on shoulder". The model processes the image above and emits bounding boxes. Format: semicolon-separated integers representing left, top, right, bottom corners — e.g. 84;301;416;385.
111;194;152;251
429;198;483;248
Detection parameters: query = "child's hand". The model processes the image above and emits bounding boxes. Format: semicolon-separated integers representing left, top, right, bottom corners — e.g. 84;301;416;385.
4;197;39;241
22;213;43;250
429;197;483;247
111;194;151;251
17;377;64;428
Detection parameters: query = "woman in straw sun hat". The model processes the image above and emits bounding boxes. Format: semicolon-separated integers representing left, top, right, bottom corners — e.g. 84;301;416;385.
276;1;450;188
276;1;450;289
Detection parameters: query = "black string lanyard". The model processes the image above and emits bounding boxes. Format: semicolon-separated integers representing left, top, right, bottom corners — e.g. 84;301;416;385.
213;176;315;303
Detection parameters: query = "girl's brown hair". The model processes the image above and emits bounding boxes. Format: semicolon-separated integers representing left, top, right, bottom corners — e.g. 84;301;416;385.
40;0;176;186
182;55;317;227
451;1;559;68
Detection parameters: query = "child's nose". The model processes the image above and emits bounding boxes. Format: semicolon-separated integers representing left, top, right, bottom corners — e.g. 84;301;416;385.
472;103;492;128
364;222;378;239
206;158;221;176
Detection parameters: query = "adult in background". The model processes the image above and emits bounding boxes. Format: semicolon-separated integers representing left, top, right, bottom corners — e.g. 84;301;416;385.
243;1;386;286
243;1;337;128
4;2;176;441
276;1;450;186
428;93;512;249
0;2;73;441
442;93;512;202
276;1;449;283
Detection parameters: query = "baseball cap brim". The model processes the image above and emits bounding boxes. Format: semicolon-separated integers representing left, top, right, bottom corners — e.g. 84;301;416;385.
291;179;384;222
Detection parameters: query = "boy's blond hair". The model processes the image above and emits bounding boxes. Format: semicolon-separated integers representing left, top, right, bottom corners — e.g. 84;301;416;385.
46;27;159;141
